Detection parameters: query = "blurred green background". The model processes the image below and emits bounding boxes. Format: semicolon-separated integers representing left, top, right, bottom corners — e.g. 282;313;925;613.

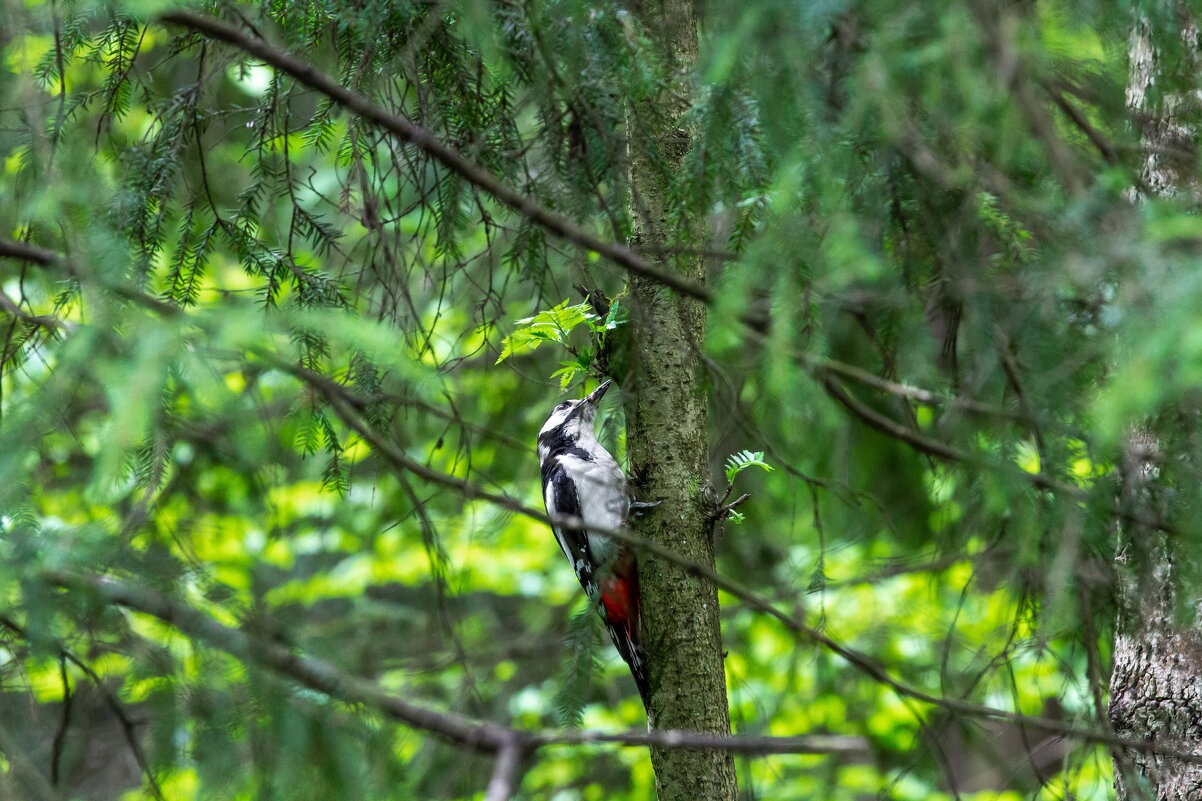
1;0;1196;798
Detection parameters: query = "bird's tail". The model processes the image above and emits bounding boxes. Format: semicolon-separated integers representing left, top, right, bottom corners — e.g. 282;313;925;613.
605;610;650;706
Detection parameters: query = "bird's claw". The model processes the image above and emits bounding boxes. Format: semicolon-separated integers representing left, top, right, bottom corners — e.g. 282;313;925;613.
628;499;661;516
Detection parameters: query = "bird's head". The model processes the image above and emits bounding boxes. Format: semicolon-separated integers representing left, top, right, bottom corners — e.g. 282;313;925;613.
538;379;612;445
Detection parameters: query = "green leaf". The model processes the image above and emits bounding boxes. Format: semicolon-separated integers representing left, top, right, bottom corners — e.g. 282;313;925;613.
550;363;581;390
723;449;773;485
495;300;598;364
601;298;627;331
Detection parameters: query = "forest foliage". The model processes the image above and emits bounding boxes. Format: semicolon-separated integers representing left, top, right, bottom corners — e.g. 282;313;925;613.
1;0;1201;799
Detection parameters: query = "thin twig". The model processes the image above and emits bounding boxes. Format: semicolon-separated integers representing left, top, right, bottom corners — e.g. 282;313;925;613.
0;287;69;331
49;655;72;787
712;492;750;521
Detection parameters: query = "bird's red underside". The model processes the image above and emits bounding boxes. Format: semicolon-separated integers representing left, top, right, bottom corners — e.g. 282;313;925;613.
599;554;640;643
600;575;635;622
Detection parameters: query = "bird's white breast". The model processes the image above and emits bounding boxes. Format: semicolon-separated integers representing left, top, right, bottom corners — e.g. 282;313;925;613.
558;446;627;562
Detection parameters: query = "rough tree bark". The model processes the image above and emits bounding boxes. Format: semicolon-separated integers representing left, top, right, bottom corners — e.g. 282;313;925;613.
623;1;738;800
1108;19;1202;801
1110;430;1202;801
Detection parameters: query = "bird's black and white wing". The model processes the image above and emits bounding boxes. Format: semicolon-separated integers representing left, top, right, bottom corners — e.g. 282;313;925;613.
541;456;599;598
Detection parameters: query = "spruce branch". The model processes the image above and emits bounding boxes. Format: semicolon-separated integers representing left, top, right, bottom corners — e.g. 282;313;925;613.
158;10;715;304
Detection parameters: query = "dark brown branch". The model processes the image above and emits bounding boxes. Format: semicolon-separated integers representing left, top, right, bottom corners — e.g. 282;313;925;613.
0;236;1026;427
58;653;166;801
38;570;870;758
0;239;59;266
816;370;1165;528
820;374;991;464
0;237;181;318
0;616;167;801
0;287;69;331
39;559;1199;765
45;569;519;751
0;243;1172;756
802;350;1025;420
0;233;1172;584
1045;84;1119;165
811;368;1171;536
711;491;750;521
49;656;71;788
159;10;714;304
818;373;1068;495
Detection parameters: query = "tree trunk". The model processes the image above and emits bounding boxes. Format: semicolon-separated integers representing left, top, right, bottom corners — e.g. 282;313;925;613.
1109;432;1202;800
624;2;738;801
1109;21;1202;801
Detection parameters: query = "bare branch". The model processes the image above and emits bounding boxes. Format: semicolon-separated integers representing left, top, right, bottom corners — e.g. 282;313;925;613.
0;237;181;318
34;570;873;758
547;729;868;756
800;349;1025;421
817;373;1070;496
484;737;528;801
37;563;1202;765
1044;83;1120;166
49;656;71;789
819;374;979;464
0;616;165;800
0;239;58;266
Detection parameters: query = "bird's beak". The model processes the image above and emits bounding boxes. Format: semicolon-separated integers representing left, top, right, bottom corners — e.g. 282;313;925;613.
584;379;613;405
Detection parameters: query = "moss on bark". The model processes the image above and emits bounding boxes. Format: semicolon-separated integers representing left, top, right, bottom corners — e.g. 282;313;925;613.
623;2;737;800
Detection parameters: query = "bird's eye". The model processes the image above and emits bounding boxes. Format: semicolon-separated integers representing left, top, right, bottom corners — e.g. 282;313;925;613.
555;402;571;411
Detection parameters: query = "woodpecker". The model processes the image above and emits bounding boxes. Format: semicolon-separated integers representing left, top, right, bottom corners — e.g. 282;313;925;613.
537;379;649;705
